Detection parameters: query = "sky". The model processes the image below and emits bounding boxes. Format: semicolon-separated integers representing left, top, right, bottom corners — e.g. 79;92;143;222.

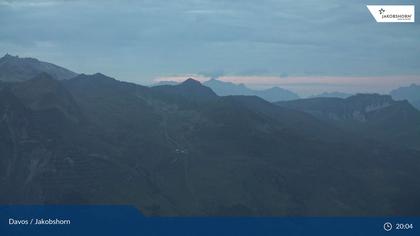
1;0;419;96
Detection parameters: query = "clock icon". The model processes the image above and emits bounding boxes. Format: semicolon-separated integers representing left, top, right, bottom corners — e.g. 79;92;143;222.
384;222;393;231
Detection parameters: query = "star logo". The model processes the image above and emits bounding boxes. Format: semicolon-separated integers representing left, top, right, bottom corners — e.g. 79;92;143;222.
379;8;385;14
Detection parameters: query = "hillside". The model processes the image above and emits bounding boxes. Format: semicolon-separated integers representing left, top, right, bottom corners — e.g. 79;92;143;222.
277;94;420;150
1;75;419;216
0;54;77;82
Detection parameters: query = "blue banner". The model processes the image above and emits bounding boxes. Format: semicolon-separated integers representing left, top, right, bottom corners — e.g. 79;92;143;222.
0;206;418;236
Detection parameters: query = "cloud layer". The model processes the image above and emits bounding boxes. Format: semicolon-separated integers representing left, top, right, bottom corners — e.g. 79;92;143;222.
1;0;419;93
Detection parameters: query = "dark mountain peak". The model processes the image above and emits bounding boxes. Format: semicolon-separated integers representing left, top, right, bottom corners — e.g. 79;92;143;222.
73;73;116;82
181;78;202;86
178;78;216;93
1;54;26;61
152;78;218;102
1;53;18;61
0;54;40;64
93;72;110;78
0;55;77;82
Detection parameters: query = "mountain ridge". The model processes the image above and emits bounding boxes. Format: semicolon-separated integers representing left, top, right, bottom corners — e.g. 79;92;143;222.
1;58;420;216
0;54;77;82
152;78;218;102
203;78;299;102
276;94;420;150
390;84;420;110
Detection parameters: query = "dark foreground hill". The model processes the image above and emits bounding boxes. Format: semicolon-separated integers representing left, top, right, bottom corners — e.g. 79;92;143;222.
1;74;420;216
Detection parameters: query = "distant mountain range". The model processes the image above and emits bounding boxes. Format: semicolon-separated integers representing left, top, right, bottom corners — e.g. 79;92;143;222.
0;54;77;82
390;84;420;110
276;94;420;150
203;79;299;102
153;79;300;102
309;92;352;99
153;80;179;86
1;56;420;216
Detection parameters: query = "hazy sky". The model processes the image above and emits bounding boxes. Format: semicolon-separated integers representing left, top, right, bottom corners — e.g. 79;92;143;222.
1;0;419;95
